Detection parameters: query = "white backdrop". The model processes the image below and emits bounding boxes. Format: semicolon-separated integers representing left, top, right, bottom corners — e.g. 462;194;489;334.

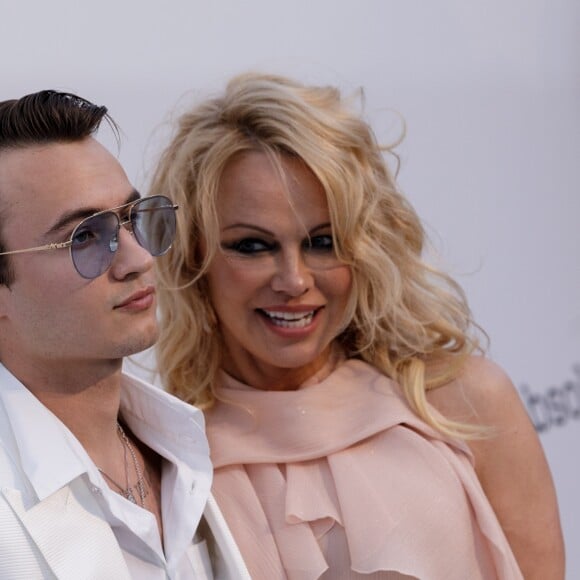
2;0;578;575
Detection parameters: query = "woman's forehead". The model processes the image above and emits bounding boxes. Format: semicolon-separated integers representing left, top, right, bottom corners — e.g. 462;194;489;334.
217;151;328;215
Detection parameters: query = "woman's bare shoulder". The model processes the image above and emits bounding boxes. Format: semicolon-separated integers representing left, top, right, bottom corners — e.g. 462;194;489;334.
426;355;522;428
428;355;565;579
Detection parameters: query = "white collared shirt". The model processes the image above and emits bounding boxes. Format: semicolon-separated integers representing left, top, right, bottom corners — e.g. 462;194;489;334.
0;364;214;579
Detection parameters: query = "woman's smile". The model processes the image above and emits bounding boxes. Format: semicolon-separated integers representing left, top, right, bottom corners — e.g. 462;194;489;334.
257;305;322;332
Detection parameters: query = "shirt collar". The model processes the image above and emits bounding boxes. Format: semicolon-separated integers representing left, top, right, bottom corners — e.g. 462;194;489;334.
0;364;88;500
119;371;211;478
0;364;212;505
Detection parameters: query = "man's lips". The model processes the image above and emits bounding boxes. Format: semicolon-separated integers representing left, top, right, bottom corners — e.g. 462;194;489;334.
114;286;155;309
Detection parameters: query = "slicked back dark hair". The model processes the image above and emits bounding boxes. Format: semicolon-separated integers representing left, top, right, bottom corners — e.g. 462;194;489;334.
0;90;116;285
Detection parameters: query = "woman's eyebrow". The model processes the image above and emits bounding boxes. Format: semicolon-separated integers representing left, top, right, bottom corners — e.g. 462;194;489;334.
309;222;332;233
221;223;273;235
222;222;332;235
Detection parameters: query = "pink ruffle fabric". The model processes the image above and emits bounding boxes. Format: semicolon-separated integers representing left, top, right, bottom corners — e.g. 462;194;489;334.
205;359;523;580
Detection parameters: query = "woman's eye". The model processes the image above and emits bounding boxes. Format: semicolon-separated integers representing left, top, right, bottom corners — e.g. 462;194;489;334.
223;238;273;255
305;235;334;252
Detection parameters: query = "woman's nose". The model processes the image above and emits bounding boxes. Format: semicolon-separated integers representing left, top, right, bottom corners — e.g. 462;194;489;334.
270;249;313;296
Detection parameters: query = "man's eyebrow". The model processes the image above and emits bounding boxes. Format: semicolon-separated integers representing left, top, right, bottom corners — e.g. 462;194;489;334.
45;190;140;237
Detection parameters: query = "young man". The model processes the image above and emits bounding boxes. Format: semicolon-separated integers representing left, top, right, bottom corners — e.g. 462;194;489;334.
0;90;249;579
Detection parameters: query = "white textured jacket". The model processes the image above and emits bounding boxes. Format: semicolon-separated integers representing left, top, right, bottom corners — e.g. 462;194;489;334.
0;365;250;580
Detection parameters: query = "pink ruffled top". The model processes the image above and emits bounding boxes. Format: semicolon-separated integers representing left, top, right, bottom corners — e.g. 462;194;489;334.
205;359;523;580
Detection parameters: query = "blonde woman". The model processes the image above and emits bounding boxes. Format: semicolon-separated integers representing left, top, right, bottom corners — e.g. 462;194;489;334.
152;73;564;579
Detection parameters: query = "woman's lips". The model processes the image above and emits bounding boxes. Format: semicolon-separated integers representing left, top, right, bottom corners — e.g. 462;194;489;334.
257;306;323;333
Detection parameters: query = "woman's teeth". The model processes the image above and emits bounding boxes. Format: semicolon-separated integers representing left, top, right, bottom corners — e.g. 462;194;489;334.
262;310;315;328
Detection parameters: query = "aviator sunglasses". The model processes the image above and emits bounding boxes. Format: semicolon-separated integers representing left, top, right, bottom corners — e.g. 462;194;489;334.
0;195;178;279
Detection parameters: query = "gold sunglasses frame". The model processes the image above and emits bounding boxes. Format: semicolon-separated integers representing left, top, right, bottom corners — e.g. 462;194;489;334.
0;195;178;277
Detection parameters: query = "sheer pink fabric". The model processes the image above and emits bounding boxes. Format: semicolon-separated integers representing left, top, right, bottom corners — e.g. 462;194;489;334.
205;359;523;580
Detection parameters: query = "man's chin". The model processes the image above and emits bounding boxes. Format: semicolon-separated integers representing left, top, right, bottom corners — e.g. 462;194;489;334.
122;327;159;358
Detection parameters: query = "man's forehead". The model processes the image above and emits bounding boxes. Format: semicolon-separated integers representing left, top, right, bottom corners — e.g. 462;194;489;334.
0;137;112;174
0;139;132;235
1;138;123;192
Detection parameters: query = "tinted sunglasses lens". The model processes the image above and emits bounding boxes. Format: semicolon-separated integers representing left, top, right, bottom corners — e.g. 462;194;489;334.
131;196;176;256
70;212;119;279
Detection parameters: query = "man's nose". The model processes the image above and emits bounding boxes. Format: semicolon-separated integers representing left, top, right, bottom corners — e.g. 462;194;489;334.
109;226;154;280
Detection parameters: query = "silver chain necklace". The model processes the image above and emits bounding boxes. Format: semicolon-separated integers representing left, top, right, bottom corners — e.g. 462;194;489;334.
98;422;147;507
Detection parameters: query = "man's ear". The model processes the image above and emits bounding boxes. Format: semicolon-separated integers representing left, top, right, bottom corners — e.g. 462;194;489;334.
0;284;12;319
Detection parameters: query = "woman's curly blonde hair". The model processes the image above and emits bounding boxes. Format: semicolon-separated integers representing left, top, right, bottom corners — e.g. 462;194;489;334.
152;72;483;438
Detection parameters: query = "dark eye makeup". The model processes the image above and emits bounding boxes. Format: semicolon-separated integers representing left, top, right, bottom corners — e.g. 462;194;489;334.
304;234;334;252
221;238;277;255
221;233;335;257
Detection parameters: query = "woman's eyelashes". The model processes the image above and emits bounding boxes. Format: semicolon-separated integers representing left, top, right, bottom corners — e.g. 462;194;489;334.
306;234;334;252
221;234;334;256
222;237;275;255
